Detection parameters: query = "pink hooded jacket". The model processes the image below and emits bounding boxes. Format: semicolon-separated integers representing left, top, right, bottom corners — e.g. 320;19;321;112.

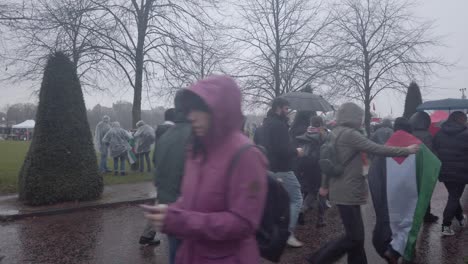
162;75;268;264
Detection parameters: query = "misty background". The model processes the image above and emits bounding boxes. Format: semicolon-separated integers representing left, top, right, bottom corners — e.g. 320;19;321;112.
0;0;466;129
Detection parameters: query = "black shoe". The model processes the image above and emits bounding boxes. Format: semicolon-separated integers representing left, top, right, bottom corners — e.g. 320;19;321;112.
298;212;305;225
139;236;161;246
120;172;126;176
114;172;118;176
424;213;439;223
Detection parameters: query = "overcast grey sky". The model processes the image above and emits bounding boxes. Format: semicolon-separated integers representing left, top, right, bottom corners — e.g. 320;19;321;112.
0;0;467;116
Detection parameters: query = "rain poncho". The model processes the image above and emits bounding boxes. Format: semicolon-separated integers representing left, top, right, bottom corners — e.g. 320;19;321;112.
94;118;111;153
134;122;155;154
102;122;132;158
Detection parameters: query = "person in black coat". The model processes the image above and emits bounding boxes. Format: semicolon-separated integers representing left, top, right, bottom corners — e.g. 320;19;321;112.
409;111;439;223
152;108;175;165
262;97;305;248
433;111;468;236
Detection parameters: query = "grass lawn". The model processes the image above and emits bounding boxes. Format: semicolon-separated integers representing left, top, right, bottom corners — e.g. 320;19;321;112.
0;140;152;195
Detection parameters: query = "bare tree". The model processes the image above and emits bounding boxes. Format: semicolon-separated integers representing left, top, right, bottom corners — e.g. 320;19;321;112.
160;25;232;93
330;0;443;135
88;0;214;128
1;0;107;90
232;0;334;106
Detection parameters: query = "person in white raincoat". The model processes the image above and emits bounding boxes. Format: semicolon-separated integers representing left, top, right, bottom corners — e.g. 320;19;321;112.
94;115;111;173
134;120;155;172
103;122;132;176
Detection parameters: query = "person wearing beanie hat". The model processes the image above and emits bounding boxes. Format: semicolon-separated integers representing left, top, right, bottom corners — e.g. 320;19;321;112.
307;102;419;264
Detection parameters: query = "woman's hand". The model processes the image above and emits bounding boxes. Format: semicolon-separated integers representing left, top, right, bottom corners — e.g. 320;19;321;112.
141;204;168;231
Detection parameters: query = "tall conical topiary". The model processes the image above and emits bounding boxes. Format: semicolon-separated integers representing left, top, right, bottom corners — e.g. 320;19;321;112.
403;81;423;119
19;52;103;205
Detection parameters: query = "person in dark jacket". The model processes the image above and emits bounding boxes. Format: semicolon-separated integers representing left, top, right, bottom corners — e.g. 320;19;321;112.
140;96;190;254
290;111;315;225
409;111;439;223
263;97;305;247
152;108;176;165
433;111;468;236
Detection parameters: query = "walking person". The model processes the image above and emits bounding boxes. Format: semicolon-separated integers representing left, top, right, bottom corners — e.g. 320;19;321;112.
409;111;439;223
153;109;176;165
103;122;132;176
138;91;192;262
94;115;111;173
433;111;468;236
307;103;419;264
263;98;305;247
134;120;155;173
142;75;268;264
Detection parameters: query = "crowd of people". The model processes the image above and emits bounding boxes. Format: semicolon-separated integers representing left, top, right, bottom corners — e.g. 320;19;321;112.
94;75;466;264
94;115;163;176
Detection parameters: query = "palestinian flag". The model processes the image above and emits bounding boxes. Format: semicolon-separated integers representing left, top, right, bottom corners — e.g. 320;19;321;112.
127;138;137;165
368;131;441;261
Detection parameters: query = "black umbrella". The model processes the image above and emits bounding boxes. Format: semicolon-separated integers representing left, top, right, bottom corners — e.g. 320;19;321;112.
279;92;334;112
416;98;468;111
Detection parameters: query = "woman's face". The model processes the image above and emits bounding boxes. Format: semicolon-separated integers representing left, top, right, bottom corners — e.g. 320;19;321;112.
188;110;212;137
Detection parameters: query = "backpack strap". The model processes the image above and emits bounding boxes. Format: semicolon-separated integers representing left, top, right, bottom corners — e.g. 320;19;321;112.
224;144;258;208
335;128;359;169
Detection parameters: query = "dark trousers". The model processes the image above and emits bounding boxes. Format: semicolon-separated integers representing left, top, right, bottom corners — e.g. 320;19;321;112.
443;182;466;226
138;152;151;172
311;205;367;264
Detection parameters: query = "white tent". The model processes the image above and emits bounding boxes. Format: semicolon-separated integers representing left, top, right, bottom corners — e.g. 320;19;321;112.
12;120;35;129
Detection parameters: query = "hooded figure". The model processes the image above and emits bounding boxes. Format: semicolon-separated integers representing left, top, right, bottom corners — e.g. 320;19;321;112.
309;103;415;264
134;120;156;173
371;119;394;145
409;112;433;150
94;115;111;173
433;111;468;236
134;121;156;154
103;122;132;158
102;122;132;175
149;76;268;264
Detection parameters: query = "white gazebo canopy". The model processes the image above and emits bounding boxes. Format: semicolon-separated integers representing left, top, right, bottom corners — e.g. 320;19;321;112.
12;120;35;129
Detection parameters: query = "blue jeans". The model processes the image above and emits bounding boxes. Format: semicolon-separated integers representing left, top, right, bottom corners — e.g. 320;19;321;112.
167;235;181;264
99;148;109;172
273;171;303;231
113;153;126;173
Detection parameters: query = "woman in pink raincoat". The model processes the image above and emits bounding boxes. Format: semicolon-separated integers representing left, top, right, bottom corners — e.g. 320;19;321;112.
143;75;268;264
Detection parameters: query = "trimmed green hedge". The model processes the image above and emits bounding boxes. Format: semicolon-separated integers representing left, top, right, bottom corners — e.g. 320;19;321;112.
18;52;103;205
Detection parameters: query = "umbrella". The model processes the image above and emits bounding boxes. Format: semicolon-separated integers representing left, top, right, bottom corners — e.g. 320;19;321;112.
279;92;334;112
428;110;449;136
416;98;468;111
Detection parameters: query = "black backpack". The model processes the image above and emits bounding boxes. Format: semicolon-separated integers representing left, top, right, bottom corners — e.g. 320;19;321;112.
228;144;290;263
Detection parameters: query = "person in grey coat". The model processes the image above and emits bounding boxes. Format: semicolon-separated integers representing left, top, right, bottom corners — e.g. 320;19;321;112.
307;103;418;264
103;122;132;176
134;120;155;173
94;115;111;173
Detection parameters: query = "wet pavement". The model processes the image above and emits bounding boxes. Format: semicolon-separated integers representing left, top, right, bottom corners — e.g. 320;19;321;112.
0;183;467;264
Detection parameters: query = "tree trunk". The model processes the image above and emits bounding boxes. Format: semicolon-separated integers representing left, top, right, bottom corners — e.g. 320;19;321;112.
132;4;148;129
364;96;372;138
